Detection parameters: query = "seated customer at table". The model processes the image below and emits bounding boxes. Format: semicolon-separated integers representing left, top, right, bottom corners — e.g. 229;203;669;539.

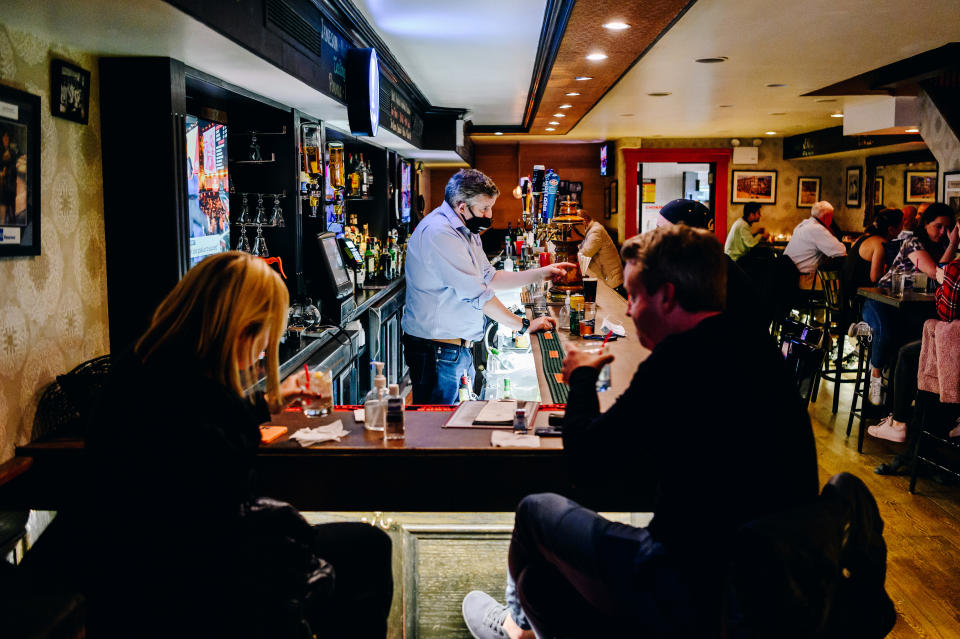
84;252;393;638
724;202;768;262
841;208;903;327
867;258;960;450
861;204;958;404
783;201;847;289
461;225;818;638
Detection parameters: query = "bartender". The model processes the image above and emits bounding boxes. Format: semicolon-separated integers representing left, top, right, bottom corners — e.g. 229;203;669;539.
403;169;574;404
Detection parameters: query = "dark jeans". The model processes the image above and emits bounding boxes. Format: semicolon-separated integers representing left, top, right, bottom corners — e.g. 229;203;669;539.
309;522;393;638
892;340;922;425
862;299;898;370
508;493;695;638
403;335;475;404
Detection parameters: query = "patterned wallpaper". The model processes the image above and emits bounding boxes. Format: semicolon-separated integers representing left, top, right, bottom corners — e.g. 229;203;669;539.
0;25;108;464
919;89;960;185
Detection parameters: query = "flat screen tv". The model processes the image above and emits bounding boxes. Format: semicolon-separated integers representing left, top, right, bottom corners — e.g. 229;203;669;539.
185;115;230;267
600;141;615;177
401;160;412;223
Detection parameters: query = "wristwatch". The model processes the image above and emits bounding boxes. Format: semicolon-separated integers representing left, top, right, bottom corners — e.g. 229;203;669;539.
517;317;531;335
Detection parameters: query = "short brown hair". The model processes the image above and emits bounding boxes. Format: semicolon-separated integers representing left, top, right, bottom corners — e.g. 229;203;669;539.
444;169;500;208
620;225;726;312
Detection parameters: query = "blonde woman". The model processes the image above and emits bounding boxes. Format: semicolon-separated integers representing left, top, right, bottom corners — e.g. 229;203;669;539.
85;252;392;638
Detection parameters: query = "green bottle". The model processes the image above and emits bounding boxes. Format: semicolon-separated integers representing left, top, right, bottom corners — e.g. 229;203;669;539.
502;378;512;399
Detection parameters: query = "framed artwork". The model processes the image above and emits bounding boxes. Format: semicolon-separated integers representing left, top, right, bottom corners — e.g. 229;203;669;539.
796;176;820;208
873;177;884;207
731;170;777;204
905;170;937;203
608;179;618;216
943;170;960;214
845;166;862;208
0;84;41;257
50;59;91;125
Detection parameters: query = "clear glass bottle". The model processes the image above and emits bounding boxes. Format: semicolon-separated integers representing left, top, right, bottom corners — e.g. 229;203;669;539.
363;361;387;431
558;291;571;330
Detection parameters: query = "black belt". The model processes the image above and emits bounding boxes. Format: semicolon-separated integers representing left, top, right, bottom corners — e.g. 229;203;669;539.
404;334;475;349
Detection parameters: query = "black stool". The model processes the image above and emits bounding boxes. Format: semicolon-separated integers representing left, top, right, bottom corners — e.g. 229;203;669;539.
845;330;873;453
908;391;960;493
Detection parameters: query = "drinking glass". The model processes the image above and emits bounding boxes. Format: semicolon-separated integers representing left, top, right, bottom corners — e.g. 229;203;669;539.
271;194;284;227
239;226;251;253
254;193;265;225
238;193;250;225
302;369;334;417
584;348;611;392
248;133;262;162
580;302;597;336
582;278;598;303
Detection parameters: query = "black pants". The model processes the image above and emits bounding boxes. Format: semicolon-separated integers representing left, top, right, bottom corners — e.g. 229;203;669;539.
309;522;393;638
508;493;696;638
892;340;922;426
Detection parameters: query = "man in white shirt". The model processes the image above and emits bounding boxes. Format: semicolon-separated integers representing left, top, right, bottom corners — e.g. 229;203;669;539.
784;201;846;287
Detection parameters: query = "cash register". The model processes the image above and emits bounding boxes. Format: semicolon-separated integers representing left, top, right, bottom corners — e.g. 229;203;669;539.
316;231;356;324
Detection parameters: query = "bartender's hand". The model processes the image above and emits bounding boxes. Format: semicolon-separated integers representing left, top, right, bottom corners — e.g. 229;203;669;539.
561;344;615;383
528;316;557;334
539;262;577;280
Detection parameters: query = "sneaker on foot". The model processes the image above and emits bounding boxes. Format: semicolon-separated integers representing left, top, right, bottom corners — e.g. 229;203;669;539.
848;321;872;338
868;375;883;405
462;591;509;639
867;415;906;443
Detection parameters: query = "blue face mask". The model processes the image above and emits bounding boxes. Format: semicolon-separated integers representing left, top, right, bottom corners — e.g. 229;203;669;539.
462;204;491;234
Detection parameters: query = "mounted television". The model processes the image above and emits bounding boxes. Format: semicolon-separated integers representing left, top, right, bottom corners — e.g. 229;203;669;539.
185;115;230;267
401;160;412;223
600;141;615;177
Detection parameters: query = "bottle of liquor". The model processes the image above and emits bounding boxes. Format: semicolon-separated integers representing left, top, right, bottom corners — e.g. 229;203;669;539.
458;375;470;403
364;239;376;281
506;221;514;246
348;154;360;196
359;154;369;197
502;378;512;400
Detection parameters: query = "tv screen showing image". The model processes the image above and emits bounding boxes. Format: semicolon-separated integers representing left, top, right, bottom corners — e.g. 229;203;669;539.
401;161;412;223
600;144;608;176
185;115;230;267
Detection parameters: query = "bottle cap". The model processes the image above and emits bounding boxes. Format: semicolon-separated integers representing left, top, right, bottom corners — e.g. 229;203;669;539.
388;383;400;396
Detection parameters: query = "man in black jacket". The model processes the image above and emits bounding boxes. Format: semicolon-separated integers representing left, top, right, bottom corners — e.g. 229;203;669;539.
463;225;818;638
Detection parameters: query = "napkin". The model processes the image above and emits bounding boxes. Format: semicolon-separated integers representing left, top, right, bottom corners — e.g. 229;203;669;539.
491;431;540;448
289;420;349;447
600;317;626;337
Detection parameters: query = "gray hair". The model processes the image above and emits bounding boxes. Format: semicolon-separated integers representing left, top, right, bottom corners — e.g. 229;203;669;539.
811;201;834;220
444;169;500;208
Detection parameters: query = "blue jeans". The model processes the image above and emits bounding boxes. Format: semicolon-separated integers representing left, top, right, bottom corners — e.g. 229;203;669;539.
402;335;474;404
862;299;896;370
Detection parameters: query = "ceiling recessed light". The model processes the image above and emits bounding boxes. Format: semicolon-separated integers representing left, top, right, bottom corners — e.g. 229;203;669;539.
545;127;556;132
559;104;572;109
695;56;728;63
586;52;608;61
718;104;734;108
906;128;919;133
620;113;635;117
494;131;503;135
769;112;785;116
830;113;844;118
575;76;593;81
815;98;837;103
549;121;560;125
647;92;671;97
766;83;786;88
602;21;630;30
553;113;566;118
765;131;777;135
565;92;581;97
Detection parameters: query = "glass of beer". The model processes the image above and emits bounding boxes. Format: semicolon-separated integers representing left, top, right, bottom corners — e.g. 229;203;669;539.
582;277;598;303
580;302;596;336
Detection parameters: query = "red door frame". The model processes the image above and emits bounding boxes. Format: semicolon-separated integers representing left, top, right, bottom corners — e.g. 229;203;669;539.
623;148;732;240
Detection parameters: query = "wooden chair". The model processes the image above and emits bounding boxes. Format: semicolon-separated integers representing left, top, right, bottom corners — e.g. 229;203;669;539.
810;268;860;414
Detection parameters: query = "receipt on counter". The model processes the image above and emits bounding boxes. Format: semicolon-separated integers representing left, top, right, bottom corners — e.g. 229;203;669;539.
599;317;626;337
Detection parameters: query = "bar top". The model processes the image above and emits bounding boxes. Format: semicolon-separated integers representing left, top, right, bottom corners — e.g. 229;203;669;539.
530;281;648;411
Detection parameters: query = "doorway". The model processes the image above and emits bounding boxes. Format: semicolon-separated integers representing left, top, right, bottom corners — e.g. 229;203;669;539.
638;162;713;233
622;148;732;240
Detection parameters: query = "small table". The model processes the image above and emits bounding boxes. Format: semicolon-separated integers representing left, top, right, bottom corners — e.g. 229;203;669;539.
857;286;936;309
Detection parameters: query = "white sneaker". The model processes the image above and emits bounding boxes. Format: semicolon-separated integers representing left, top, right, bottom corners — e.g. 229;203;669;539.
868;375;883;405
848;321;872;338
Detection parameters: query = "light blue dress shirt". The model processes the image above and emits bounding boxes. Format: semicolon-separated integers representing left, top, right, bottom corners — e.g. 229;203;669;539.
402;201;496;341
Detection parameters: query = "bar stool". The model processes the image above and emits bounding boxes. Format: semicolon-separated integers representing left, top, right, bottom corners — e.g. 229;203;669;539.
810;268;859;413
846;326;873;453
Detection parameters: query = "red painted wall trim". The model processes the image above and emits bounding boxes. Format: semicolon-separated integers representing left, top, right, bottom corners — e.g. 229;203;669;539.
622;148;732;240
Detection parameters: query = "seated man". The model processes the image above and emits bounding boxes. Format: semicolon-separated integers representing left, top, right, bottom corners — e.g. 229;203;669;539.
724;203;768;262
463;225;819;638
783;200;846;289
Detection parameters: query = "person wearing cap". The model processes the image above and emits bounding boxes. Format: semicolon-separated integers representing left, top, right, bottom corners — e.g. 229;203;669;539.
461;225;818;638
724;203;768;262
402;169;574;404
577;207;625;296
656;198;767;329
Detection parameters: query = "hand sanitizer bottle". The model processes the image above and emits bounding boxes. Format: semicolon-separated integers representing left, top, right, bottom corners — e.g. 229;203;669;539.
364;361;387;431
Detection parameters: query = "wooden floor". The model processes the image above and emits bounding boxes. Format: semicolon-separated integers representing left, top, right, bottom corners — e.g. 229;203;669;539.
809;376;960;637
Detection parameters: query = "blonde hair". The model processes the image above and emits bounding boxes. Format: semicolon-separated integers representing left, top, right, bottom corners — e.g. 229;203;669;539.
135;251;289;412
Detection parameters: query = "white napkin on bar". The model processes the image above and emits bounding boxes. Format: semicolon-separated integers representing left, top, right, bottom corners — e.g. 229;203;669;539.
289;420;349;447
600;317;626;337
491;431;540;448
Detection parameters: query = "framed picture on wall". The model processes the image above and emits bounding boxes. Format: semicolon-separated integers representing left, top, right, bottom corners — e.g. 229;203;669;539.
796;176;820;208
943;170;960;214
0;84;41;257
731;170;777;204
845;167;862;207
609;179;618;216
50;59;91;125
905;170;937;203
873;177;884;207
